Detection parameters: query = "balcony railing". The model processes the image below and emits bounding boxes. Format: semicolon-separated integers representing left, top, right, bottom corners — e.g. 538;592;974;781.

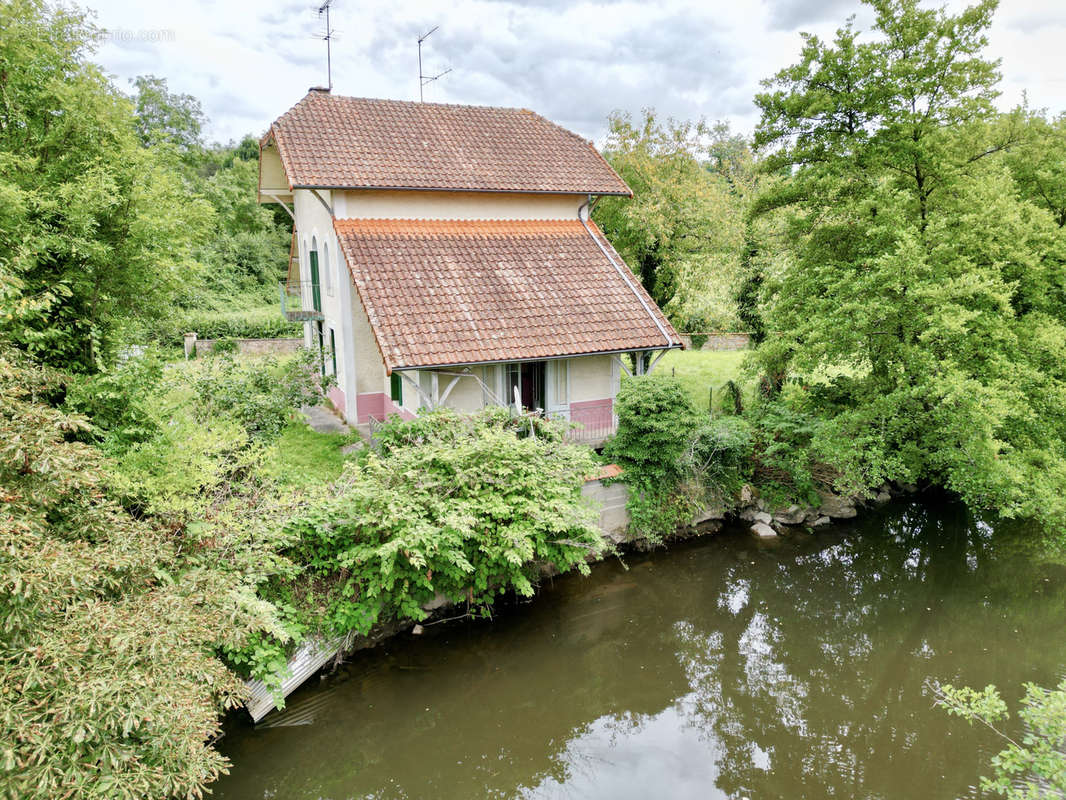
279;281;324;322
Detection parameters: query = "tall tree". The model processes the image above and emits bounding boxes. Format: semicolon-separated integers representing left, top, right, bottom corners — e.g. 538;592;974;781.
596;111;751;330
0;1;211;371
750;0;1066;529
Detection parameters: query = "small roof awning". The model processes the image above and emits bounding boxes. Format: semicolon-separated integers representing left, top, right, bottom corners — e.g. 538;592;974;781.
333;218;682;372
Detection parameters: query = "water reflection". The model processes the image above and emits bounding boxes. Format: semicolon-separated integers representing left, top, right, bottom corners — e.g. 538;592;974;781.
215;498;1066;800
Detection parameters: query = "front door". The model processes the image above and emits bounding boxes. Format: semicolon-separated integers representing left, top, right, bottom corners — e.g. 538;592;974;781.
519;361;545;412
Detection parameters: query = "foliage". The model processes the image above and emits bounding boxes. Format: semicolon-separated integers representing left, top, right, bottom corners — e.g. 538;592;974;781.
108;352;321;518
0;345;291;800
749;0;1066;528
0;0;213;371
595;111;752;328
130;75;205;151
605;377;698;540
149;305;301;346
935;680;1066;798
269;408;605;639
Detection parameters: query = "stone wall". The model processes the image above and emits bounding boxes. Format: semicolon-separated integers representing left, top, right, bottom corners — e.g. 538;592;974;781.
680;332;751;351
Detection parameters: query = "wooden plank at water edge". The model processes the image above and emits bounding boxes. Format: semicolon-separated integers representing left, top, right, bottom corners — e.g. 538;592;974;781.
245;635;346;723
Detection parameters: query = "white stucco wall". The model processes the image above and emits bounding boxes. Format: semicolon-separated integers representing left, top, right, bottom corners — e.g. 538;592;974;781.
334;189;584;221
569;355;615;403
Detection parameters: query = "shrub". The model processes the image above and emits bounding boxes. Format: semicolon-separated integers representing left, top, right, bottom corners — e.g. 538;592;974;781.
603;376;704;542
0;346;291;800
271;408;605;639
687;416;754;503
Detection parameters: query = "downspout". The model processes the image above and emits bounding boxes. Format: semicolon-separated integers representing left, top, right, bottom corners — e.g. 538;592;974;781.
578;194;674;348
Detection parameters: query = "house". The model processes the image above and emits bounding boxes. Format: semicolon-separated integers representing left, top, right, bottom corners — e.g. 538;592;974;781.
258;88;682;441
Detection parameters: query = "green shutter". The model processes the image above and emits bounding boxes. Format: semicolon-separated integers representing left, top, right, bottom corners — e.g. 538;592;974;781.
329;328;337;376
390;372;403;404
309;250;322;312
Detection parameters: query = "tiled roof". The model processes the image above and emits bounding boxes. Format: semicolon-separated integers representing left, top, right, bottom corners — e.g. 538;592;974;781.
332;218;682;371
268;91;631;195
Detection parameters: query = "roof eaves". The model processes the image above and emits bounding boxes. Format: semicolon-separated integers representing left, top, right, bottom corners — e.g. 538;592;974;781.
389;343;683;373
292;183;632;196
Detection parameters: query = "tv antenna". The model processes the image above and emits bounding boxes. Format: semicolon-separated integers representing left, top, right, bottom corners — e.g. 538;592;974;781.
418;26;451;102
316;0;335;90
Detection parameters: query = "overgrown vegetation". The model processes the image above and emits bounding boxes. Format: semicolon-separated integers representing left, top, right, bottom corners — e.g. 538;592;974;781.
240;409;606;675
604;377;751;543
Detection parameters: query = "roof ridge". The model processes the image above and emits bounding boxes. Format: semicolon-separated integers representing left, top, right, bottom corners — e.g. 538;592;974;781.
295;90;533;115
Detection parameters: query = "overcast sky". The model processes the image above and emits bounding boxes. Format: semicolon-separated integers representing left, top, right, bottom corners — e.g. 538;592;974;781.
86;0;1066;146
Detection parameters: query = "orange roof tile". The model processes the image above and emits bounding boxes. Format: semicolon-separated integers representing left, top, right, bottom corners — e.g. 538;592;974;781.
267;91;631;195
332;218;682;371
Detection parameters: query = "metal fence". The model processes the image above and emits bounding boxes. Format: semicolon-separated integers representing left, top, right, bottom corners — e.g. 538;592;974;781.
279;281;324;322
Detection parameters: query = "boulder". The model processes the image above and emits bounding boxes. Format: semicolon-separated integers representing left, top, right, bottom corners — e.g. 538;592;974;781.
774;504;807;526
810;516;831;527
692;505;725;524
873;490;891;505
754;511;773;525
817;491;857;519
751;521;777;538
739;484;756;505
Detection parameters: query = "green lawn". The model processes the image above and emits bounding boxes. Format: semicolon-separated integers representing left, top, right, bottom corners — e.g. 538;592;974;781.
634;349;751;412
265;419;363;488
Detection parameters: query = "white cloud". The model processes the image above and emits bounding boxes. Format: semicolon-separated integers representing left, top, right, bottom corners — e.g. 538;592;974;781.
84;0;1066;145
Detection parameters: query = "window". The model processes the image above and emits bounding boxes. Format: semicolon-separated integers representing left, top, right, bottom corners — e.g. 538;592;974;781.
390;372;403;405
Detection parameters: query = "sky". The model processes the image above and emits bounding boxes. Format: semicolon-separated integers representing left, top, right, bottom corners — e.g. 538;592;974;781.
86;0;1066;146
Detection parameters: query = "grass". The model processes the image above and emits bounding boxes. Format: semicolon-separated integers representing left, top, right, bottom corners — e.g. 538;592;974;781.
265;418;363;488
629;349;751;412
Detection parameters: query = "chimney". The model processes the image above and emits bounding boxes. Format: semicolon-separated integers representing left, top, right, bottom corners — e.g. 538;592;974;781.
309;86;331;94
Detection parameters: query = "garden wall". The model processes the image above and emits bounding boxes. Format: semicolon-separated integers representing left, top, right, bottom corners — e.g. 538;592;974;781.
680;332;751;351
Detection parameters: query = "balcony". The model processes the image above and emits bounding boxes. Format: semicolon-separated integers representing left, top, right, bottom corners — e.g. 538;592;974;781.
279;281;324;322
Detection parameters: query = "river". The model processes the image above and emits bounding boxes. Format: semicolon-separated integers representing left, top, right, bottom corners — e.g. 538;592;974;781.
215;496;1066;799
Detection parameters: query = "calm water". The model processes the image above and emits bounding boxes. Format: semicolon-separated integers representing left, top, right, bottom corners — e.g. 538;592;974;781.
215;498;1066;799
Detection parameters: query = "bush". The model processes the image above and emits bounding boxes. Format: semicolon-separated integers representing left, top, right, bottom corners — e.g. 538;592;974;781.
0;346;291;800
603;376;703;541
270;408;605;639
687;416;753;502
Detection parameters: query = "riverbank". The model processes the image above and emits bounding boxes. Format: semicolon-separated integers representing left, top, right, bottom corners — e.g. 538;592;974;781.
215;496;1066;799
245;467;912;722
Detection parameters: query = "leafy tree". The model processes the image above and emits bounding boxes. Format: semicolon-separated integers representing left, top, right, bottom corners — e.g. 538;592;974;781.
595;111;750;329
130;74;206;151
0;0;212;371
935;680;1066;798
1007;110;1066;228
749;0;1066;529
